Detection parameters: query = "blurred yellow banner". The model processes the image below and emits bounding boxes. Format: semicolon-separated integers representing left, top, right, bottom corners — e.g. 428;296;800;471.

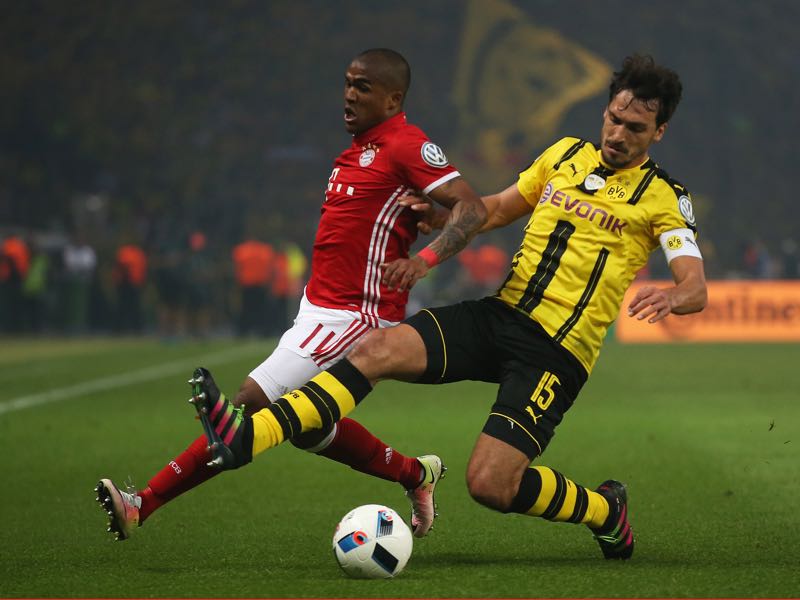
616;280;800;342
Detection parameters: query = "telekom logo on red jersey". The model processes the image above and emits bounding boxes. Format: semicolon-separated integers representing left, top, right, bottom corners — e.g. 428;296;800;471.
325;167;355;201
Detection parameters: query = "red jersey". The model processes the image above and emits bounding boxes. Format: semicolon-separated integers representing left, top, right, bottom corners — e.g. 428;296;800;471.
306;112;460;324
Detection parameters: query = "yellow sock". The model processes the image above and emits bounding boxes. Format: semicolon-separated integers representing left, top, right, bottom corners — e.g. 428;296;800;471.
511;466;609;527
250;359;372;456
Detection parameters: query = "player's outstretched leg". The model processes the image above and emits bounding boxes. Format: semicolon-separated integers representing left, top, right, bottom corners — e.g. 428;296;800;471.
589;480;634;559
188;367;253;470
95;478;140;541
405;454;446;538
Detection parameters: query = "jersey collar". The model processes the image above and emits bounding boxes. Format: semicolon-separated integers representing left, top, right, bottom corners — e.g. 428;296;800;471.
353;112;406;145
594;143;655;171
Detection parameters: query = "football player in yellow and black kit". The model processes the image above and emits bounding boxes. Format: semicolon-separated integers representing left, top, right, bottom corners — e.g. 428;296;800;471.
186;55;707;560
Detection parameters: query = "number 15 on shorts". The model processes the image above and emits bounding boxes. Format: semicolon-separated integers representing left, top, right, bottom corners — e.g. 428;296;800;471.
526;371;560;423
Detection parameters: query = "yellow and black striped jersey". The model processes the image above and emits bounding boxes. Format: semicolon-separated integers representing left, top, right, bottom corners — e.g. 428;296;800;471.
496;137;698;373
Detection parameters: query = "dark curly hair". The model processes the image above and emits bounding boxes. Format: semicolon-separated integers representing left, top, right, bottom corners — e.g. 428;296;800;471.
609;54;682;126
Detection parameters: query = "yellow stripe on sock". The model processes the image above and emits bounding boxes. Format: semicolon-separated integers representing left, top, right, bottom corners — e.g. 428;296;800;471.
554;479;579;521
250;370;360;457
251;409;286;455
526;466;557;517
585;489;610;528
312;371;357;417
291;390;324;433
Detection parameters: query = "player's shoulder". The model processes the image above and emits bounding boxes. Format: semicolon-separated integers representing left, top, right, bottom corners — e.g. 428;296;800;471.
385;120;455;170
552;136;590;153
534;136;593;169
385;119;431;149
640;161;697;229
648;161;691;200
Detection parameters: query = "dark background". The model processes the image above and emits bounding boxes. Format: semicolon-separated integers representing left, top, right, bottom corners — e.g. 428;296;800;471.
1;0;797;333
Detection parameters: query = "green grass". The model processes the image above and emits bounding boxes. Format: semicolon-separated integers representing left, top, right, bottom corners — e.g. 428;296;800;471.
1;337;798;598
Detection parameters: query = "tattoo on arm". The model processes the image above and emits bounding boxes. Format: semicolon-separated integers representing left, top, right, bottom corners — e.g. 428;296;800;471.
426;199;485;262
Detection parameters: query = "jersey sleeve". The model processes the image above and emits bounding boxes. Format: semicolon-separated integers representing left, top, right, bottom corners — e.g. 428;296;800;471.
650;179;698;238
517;137;580;207
393;131;460;195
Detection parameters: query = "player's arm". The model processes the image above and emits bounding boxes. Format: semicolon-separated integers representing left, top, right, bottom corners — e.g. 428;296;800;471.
421;177;487;260
381;177;486;292
401;182;533;234
627;255;708;323
478;183;534;232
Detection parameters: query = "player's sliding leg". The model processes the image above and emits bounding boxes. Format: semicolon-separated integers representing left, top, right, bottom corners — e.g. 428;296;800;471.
185;358;370;469
98;356;430;539
510;466;633;559
188;325;444;532
245;325;426;457
199;358;371;465
248;348;427;492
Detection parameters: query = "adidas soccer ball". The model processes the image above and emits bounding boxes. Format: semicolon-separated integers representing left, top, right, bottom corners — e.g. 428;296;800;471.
332;504;413;578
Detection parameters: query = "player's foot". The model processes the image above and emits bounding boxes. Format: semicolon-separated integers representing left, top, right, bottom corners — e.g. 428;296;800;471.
188;367;253;470
590;479;634;559
405;454;446;538
95;478;140;541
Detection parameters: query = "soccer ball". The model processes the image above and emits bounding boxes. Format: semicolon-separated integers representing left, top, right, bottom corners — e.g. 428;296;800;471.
332;504;413;578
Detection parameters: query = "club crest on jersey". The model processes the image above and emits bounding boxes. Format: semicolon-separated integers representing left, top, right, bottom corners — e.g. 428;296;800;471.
421;142;448;168
359;145;377;167
666;235;683;250
678;195;696;226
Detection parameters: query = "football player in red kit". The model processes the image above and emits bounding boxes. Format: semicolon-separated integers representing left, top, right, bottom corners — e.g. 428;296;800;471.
96;48;487;541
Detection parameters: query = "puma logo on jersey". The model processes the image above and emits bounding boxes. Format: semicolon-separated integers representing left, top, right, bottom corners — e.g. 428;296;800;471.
539;184;626;236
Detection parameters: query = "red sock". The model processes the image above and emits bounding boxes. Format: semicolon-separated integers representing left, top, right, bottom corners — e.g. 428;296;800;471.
317;418;423;489
138;435;220;523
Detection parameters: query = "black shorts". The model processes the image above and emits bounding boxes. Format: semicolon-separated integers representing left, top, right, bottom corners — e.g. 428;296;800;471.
404;297;588;459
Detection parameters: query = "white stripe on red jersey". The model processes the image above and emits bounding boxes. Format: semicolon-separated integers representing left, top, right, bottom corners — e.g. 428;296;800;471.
305;112;460;323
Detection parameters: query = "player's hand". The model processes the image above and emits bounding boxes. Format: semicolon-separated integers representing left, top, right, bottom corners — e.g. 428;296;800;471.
627;285;674;323
398;191;450;235
380;256;429;292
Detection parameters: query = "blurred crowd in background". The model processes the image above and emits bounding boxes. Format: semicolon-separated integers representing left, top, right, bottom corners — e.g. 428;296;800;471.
0;224;527;336
2;223;797;337
0;228;307;337
2;1;799;336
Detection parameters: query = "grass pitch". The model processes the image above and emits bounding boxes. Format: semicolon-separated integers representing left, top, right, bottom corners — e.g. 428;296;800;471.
0;336;798;598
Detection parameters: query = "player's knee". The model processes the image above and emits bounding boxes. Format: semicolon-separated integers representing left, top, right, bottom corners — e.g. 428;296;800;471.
234;379;270;416
466;465;517;513
348;326;424;381
347;329;394;374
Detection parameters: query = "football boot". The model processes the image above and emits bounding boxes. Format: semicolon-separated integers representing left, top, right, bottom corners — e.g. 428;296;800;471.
188;367;252;470
95;478;140;541
405;454;446;538
590;479;634;559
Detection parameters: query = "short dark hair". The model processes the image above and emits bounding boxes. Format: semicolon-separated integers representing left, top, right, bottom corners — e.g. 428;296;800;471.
609;54;682;126
355;48;411;96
